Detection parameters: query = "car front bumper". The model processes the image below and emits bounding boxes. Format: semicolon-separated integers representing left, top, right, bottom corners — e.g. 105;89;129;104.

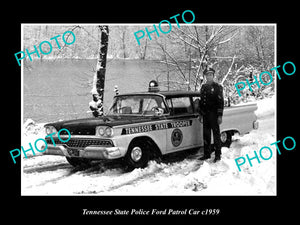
42;144;125;160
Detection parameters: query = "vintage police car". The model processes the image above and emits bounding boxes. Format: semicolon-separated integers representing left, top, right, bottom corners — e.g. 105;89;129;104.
43;84;258;169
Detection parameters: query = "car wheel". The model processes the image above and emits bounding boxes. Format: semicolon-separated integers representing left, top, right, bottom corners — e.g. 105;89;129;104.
124;140;150;170
220;131;232;148
66;157;91;168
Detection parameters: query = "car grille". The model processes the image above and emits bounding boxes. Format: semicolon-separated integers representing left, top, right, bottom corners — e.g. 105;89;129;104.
59;129;95;135
46;137;114;148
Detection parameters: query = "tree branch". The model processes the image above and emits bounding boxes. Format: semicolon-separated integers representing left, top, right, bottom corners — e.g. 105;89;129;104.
171;31;199;49
221;55;237;85
175;27;205;48
217;30;239;45
156;40;187;81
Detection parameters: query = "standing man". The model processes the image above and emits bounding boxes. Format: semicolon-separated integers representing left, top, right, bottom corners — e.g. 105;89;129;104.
199;68;224;162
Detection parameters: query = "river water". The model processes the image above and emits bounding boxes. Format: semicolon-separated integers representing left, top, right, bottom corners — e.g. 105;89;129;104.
23;59;169;122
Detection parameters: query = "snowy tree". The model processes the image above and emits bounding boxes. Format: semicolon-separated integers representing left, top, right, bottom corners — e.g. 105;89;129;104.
90;26;109;117
156;25;239;91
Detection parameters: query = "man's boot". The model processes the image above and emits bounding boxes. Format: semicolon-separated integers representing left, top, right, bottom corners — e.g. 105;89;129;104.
213;155;221;163
199;154;211;160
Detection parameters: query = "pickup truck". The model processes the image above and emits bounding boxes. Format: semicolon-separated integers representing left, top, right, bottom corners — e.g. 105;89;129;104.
43;90;258;169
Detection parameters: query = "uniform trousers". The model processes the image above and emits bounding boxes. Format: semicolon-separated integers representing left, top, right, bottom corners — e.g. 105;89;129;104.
203;111;222;157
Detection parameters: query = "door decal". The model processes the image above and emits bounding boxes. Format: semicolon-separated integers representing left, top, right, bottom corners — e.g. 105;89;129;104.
171;128;183;147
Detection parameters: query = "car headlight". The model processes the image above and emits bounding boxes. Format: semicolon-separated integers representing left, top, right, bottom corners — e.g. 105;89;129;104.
45;126;57;135
98;127;105;136
96;126;113;137
105;127;113;137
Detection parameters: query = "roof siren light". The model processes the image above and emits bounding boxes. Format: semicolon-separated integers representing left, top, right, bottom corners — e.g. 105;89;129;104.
148;80;160;92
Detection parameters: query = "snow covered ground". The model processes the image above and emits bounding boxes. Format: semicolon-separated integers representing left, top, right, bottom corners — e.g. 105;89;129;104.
21;96;276;195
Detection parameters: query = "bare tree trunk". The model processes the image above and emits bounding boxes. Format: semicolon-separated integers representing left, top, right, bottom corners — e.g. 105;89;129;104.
164;40;170;91
142;38;147;60
121;29;126;58
90;25;109;117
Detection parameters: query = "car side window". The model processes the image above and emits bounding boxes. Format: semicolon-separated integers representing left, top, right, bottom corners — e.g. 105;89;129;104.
142;96;167;114
168;97;193;115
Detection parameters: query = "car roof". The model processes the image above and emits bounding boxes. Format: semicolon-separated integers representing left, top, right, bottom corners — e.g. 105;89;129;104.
159;90;200;97
117;90;200;98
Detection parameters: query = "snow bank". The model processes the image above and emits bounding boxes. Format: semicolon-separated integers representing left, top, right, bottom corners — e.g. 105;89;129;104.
22;119;46;158
255;95;275;118
101;130;276;195
22;131;276;195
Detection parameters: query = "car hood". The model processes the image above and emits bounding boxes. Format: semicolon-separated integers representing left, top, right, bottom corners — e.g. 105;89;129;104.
45;115;160;135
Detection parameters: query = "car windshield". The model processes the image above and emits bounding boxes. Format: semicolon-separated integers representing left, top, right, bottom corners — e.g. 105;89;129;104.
107;95;167;116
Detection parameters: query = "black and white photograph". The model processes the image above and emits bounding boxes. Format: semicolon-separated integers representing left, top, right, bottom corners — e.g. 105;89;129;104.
4;4;298;222
20;23;277;195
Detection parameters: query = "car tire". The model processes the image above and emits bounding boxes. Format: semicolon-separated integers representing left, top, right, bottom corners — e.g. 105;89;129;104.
66;157;91;168
220;131;232;148
124;140;150;171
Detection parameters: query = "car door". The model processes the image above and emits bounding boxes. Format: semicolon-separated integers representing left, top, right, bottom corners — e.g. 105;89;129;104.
165;96;201;153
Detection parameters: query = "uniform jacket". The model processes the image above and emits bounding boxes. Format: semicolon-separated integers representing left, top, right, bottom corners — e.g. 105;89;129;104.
199;81;224;116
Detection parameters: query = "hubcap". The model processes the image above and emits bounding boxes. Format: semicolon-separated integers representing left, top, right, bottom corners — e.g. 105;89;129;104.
131;147;142;162
220;132;227;143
